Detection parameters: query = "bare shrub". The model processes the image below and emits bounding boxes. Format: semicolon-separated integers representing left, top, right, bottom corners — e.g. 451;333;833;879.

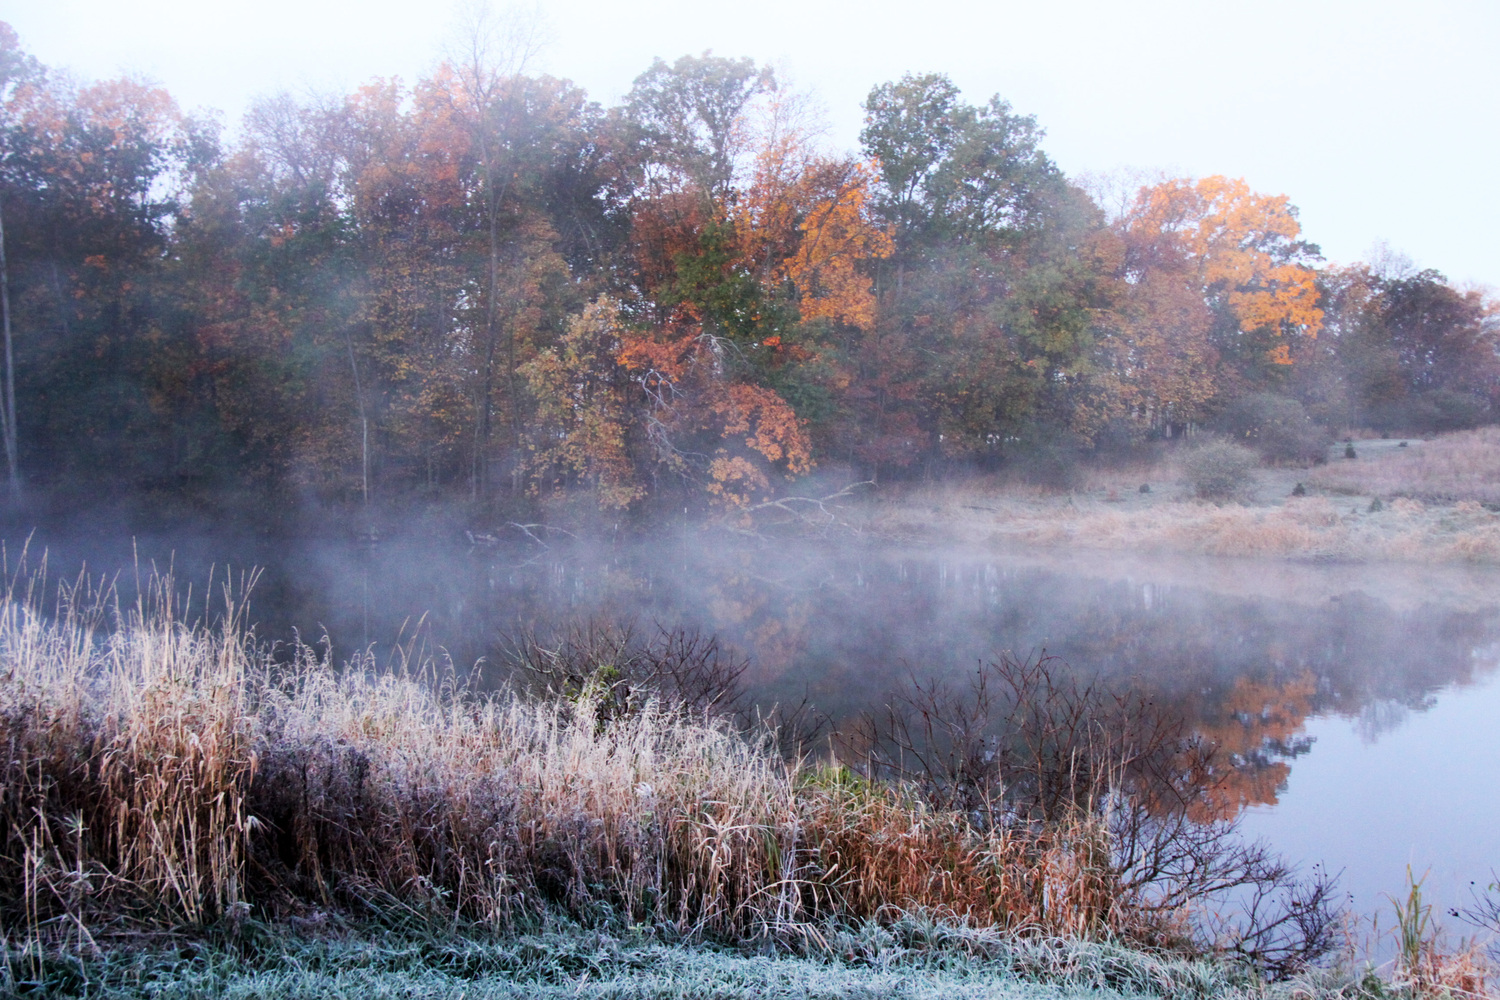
1180;440;1259;500
838;653;1342;978
1461;871;1500;963
502;619;824;753
503;618;748;722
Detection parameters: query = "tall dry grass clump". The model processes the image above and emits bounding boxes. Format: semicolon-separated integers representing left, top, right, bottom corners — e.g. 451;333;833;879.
0;566;1136;953
801;773;1117;939
248;654;809;940
0;570;257;938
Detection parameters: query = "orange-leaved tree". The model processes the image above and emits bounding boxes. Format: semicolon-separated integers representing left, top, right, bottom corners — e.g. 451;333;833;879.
616;66;897;507
615;320;813;509
723;99;893;472
1104;176;1324;430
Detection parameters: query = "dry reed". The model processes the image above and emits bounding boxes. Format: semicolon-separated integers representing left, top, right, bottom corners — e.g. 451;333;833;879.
0;567;1132;953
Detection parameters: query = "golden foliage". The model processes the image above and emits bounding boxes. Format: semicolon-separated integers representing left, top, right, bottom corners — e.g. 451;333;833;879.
1125;176;1323;341
521;297;645;510
732;105;893;332
781;161;893;331
713;381;813;473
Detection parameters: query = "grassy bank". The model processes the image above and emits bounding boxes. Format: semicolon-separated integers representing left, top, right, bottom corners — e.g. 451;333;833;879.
867;430;1500;564
8;918;1388;999
1308;428;1500;505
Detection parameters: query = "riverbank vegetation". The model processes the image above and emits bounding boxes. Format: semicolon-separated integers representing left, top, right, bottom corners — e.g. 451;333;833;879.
0;918;1375;999
0;23;1495;532
0;568;1492;996
1308;427;1500;505
0;564;1372;991
2;15;1498;996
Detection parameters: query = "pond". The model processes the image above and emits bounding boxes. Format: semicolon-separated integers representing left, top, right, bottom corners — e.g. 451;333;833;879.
15;523;1500;953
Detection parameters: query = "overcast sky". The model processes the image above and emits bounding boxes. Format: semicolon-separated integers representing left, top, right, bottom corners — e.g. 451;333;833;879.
5;0;1498;288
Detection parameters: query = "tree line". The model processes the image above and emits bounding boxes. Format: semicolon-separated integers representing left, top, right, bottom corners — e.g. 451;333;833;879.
0;23;1495;522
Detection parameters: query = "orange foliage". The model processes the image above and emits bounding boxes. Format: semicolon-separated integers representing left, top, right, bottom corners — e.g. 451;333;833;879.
617;324;813;508
8;75;183;218
344;77;472;227
1098;176;1324;421
732;106;892;331
712;381;812;471
632;190;718;314
614;324;699;387
1125;176;1323;343
784;161;893;330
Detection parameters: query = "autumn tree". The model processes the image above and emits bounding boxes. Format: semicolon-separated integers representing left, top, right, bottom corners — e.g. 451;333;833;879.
1105;176;1323;434
621;52;771;204
159;87;370;498
440;8;592;501
1307;263;1497;432
5;36;1490;523
0;37;219;495
603;56;847;508
614;323;813;508
857;74;1108;473
520;295;643;508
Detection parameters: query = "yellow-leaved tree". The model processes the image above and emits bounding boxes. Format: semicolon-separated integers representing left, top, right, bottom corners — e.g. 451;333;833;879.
520;297;645;510
1125;175;1322;352
1098;176;1324;432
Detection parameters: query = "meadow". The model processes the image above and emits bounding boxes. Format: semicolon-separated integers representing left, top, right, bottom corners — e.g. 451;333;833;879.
868;430;1500;565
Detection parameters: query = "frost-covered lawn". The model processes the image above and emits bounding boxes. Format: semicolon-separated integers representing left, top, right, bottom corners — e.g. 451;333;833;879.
59;924;1377;1000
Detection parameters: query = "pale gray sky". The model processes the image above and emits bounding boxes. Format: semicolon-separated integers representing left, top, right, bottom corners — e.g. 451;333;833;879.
5;0;1498;287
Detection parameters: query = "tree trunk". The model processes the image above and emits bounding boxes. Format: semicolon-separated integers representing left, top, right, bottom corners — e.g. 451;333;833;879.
345;329;369;511
0;198;19;501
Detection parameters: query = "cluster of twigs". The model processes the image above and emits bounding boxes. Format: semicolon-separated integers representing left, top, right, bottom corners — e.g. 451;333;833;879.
503;618;749;722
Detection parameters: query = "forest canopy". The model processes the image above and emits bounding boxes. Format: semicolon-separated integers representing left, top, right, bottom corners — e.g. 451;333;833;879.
0;24;1494;522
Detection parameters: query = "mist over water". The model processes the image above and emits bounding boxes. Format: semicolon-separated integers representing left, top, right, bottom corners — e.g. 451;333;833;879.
11;520;1500;947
